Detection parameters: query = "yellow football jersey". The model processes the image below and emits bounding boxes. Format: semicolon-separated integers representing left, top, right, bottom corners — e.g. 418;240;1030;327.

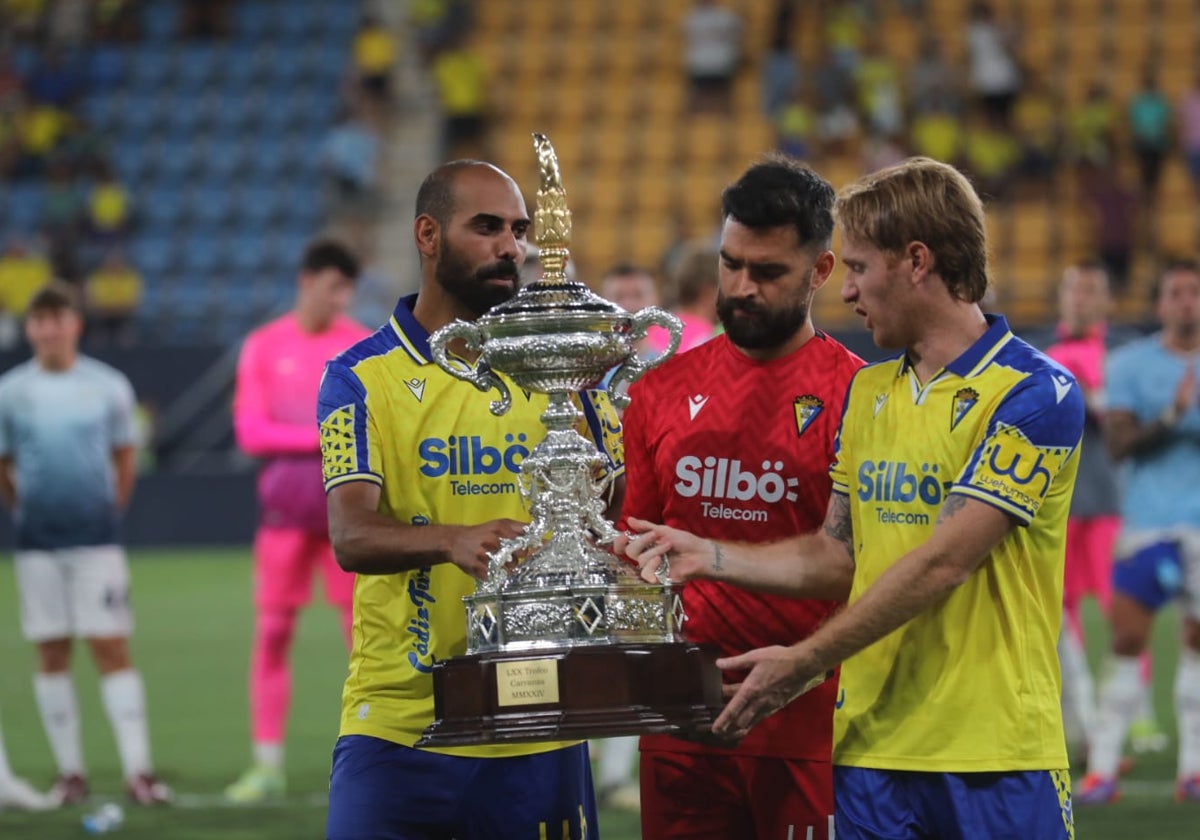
317;295;624;758
829;316;1084;772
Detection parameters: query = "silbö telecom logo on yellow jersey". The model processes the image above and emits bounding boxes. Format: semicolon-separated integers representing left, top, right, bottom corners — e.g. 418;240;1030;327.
417;434;530;496
856;460;953;526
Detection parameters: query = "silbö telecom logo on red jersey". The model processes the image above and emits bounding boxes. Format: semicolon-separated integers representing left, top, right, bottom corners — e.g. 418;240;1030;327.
674;455;799;522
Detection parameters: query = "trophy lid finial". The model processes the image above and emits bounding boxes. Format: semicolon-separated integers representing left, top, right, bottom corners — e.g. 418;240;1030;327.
532;132;571;282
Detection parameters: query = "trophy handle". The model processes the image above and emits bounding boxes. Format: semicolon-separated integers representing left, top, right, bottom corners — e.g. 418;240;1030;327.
607;307;683;409
428;321;513;416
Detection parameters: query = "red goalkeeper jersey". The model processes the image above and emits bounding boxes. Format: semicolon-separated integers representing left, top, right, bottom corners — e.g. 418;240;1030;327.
620;331;863;760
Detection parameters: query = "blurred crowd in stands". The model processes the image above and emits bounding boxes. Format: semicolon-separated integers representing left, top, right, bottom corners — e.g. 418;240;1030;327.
0;0;397;350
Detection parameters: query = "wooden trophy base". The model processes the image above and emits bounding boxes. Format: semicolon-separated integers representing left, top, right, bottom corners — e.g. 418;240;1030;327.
416;642;724;747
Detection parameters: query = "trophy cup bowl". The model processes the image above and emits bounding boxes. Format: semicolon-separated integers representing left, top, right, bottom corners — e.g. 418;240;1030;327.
415;134;724;747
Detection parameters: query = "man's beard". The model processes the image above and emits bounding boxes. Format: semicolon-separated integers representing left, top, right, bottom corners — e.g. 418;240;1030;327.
717;281;811;351
435;245;521;317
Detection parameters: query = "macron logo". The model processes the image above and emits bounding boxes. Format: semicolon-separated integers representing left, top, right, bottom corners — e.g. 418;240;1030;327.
688;394;709;420
404;377;427;402
1052;374;1073;405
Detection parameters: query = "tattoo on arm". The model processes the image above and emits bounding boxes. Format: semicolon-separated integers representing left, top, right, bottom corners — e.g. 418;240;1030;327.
823;492;854;558
936;493;969;524
711;541;725;573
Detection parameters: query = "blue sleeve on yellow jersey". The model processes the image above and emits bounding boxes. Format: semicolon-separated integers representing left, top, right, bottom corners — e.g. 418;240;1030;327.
829;366;868;494
955;367;1086;524
578;388;625;477
318;361;382;491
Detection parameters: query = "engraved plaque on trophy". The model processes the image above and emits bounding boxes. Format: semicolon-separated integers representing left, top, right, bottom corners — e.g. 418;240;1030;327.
415;134;723;747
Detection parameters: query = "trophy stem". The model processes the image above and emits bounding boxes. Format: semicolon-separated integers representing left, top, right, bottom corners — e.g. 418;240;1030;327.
540;391;579;431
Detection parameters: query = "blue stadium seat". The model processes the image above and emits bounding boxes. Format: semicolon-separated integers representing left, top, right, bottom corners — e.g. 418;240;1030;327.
129;235;177;278
126;47;177;90
179;236;225;275
139;185;188;231
232;2;276;41
86;46;126;92
175;45;225;93
187;184;237;231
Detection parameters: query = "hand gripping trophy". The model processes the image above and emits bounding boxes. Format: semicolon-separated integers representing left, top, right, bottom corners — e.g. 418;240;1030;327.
417;134;723;746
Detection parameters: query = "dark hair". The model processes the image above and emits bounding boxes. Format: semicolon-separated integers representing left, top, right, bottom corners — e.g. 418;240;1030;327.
26;283;82;315
414;159;489;226
1153;256;1200;300
721;155;835;250
301;239;360;280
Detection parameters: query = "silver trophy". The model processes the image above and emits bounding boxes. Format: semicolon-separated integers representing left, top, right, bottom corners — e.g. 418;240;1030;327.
428;133;684;655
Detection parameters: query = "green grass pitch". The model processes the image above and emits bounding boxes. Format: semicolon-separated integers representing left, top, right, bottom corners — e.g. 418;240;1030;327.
0;549;1194;838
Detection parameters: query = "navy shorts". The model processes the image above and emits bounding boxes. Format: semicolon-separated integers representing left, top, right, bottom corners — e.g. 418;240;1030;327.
1112;538;1185;611
834;766;1073;840
325;735;597;840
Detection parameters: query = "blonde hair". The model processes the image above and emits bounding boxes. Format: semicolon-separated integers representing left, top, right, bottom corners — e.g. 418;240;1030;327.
834;157;990;303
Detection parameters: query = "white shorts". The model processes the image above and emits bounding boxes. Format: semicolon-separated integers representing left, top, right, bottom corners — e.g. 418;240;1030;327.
14;545;134;641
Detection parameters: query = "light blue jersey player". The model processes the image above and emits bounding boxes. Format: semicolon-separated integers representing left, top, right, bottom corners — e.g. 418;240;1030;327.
1081;261;1200;804
0;285;170;807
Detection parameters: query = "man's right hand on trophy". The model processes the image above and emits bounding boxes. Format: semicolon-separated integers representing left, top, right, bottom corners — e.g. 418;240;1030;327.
450;519;527;581
617;516;721;585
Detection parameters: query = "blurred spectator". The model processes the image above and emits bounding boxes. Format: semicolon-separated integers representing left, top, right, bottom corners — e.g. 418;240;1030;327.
1180;72;1200;195
908;35;961;116
58;115;107;177
0;236;54;318
1068;82;1116;168
42;160;82;233
964;2;1019;126
601;263;670;358
682;0;742;115
824;0;866;72
431;33;487;160
27;48;84;108
854;35;903;137
0;107;18;177
84;249;143;346
352;15;398;106
1128;70;1172;201
909;99;963;165
1013;75;1061;192
180;0;232;38
667;243;720;353
813;40;859;156
775;87;814;161
964;111;1019;200
322;108;381;216
1081;162;1136;293
12;96;71;178
760;0;798;116
85;165;133;243
411;0;474;64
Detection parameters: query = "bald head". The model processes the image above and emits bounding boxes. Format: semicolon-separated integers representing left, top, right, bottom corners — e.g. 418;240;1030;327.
415;160;519;227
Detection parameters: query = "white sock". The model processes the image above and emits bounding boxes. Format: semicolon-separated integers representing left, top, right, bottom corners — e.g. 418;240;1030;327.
100;669;152;780
596;737;638;790
1058;627;1095;748
33;672;84;776
0;703;14;782
1175;649;1200;778
1089;656;1143;778
253;742;283;770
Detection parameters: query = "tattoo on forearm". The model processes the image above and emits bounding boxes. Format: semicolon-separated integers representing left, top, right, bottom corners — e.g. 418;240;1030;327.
711;541;725;573
823;493;855;557
936;493;969;524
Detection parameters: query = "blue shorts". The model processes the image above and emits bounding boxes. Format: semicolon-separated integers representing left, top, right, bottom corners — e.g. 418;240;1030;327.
834;766;1073;840
326;735;597;840
1112;538;1185;611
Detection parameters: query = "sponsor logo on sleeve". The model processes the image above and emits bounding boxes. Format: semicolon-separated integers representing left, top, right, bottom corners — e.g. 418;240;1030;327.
320;405;358;481
970;423;1072;515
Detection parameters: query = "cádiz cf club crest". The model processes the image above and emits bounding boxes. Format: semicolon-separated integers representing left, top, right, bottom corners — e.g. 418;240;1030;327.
793;395;824;437
951;387;979;430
